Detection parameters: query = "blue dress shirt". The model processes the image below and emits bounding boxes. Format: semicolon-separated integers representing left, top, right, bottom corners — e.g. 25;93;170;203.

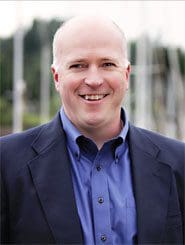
60;108;137;245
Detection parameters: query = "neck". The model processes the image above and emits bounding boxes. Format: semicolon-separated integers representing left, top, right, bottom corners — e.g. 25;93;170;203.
81;118;123;150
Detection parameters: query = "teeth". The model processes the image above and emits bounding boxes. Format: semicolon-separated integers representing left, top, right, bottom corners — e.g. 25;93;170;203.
83;94;105;101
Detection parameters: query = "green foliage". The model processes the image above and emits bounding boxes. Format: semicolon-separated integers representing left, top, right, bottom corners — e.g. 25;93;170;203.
0;97;12;126
50;93;61;117
0;18;63;131
24;19;62;101
23;112;41;129
178;48;185;77
0;37;13;96
129;41;136;65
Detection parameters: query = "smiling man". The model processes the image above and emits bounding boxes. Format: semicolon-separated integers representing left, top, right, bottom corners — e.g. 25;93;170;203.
51;16;130;149
1;16;184;244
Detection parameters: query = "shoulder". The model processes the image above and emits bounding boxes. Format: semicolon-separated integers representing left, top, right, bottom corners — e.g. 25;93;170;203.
0;124;46;151
129;124;185;169
130;124;184;148
0;112;65;162
0;112;65;180
0;124;47;175
0;112;63;150
136;126;184;150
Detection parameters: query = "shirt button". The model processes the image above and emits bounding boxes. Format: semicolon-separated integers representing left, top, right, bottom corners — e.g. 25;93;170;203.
96;165;101;171
101;235;107;242
98;197;104;204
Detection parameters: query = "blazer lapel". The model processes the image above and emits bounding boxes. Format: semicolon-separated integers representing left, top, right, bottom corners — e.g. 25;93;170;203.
128;125;172;244
28;113;83;244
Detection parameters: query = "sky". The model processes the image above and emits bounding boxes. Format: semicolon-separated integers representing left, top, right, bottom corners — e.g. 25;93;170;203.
0;1;185;49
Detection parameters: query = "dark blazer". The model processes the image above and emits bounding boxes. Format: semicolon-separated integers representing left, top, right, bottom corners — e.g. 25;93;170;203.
1;112;184;244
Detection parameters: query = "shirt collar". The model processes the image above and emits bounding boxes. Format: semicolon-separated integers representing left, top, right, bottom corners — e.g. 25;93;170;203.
60;107;129;157
118;108;129;142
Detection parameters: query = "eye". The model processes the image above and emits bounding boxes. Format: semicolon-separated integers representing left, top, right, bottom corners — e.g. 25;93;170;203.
69;64;87;69
102;62;116;67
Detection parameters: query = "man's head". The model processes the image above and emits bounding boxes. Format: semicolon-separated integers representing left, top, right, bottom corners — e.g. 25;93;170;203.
51;15;130;134
52;16;129;71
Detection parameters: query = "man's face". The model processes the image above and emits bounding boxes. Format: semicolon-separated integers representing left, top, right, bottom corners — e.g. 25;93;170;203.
53;20;130;132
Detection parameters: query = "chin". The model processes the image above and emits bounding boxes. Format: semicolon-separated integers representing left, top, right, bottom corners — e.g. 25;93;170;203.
83;116;104;128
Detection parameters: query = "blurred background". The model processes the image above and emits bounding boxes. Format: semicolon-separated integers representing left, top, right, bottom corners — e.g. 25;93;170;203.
0;1;185;141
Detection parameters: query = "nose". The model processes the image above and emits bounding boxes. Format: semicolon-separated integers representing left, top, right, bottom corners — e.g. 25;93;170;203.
84;67;103;87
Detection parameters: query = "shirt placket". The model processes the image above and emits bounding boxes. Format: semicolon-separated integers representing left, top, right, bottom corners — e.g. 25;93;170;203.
91;153;113;245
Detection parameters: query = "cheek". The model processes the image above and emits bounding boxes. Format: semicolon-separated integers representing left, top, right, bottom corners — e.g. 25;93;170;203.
59;79;78;105
60;73;81;92
111;75;126;91
111;76;128;101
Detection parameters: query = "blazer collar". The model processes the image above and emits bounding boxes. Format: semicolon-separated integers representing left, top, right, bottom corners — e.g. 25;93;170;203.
28;113;83;244
31;113;63;154
128;124;172;243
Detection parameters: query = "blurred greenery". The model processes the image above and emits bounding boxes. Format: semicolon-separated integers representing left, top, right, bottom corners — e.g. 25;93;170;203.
0;18;62;135
23;112;42;129
0;97;12;126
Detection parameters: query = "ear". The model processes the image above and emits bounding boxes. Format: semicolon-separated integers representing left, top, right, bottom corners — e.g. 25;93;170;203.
51;65;59;91
51;65;58;82
125;63;131;80
125;63;131;90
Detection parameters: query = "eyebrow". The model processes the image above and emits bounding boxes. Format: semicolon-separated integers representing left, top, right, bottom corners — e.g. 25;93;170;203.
69;59;86;63
67;57;118;64
101;58;117;62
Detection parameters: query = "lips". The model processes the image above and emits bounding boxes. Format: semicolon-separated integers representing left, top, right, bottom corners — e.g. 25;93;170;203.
79;94;108;101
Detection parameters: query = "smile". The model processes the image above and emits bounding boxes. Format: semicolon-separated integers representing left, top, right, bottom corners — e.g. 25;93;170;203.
80;94;108;101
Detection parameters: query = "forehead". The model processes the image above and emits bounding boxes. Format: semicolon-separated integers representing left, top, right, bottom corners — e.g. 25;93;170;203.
54;17;126;60
59;16;124;41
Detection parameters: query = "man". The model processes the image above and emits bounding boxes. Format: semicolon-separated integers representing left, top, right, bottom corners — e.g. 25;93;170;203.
1;16;184;244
